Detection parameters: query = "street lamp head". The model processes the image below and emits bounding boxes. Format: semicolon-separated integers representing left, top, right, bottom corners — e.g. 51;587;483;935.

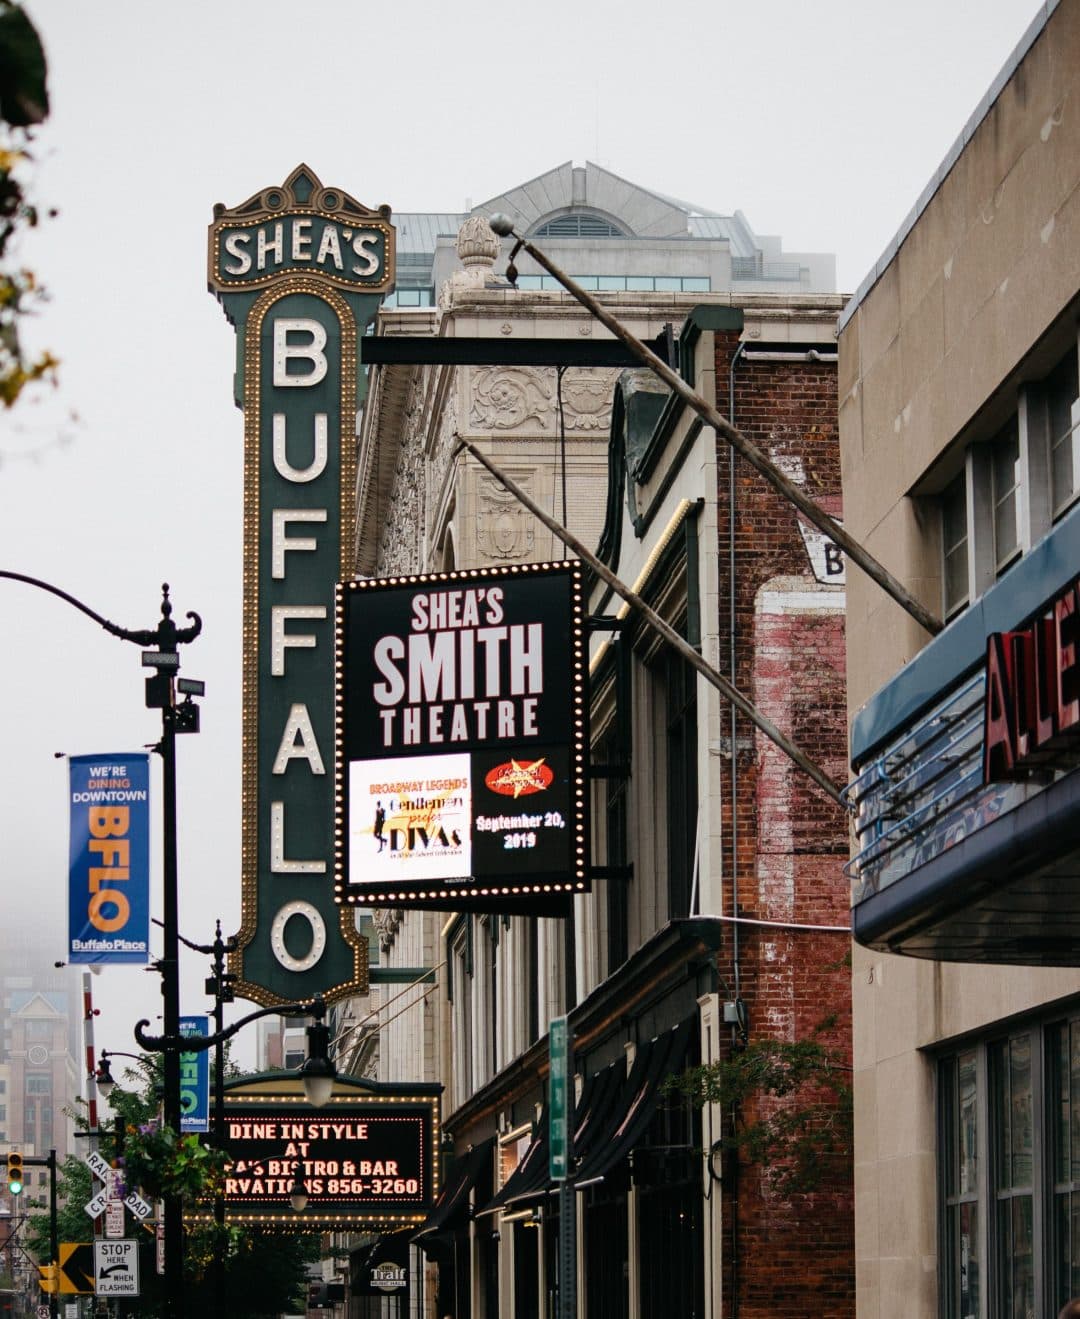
299;998;337;1108
95;1054;116;1101
288;1177;309;1213
300;1058;336;1108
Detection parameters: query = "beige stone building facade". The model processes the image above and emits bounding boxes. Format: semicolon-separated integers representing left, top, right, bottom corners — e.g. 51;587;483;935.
346;167;851;1318
839;3;1080;1315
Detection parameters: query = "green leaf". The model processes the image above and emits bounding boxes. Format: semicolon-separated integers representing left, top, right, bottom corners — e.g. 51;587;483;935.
0;4;48;127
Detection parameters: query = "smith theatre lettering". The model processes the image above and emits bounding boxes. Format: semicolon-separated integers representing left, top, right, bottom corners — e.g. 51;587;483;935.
372;587;544;747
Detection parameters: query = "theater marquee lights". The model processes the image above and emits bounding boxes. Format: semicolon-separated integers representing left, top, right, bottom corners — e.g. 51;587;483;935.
208;165;395;1006
335;562;588;907
189;1089;438;1229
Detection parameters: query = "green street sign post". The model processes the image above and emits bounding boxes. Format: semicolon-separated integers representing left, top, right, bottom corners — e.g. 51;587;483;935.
549;1015;570;1180
549;1016;576;1319
208;165;395;1006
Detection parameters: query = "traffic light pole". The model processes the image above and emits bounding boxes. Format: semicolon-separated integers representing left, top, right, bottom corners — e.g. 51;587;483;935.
15;1151;57;1316
48;1150;57;1319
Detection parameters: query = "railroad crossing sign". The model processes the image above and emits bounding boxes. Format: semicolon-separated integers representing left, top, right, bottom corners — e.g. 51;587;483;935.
58;1242;94;1294
125;1189;152;1220
95;1239;139;1296
83;1150;111;1180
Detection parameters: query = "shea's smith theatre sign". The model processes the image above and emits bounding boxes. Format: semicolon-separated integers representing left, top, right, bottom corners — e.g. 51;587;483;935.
336;562;587;908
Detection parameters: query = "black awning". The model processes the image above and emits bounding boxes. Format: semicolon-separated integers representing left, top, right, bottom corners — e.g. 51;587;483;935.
573;1017;693;1188
413;1138;493;1243
350;1228;412;1294
477;1111;550;1216
572;1058;625;1165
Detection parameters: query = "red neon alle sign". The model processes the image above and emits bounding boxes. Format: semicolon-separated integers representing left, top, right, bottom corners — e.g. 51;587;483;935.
984;577;1080;781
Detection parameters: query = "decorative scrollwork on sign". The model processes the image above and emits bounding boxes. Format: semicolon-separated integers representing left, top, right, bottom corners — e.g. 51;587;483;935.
476;475;536;560
470;368;551;430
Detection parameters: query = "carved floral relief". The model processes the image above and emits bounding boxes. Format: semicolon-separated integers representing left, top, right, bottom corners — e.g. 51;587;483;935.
476;473;537;560
470;367;552;431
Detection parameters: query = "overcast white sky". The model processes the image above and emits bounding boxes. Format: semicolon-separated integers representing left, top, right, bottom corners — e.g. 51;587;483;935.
0;0;1042;1070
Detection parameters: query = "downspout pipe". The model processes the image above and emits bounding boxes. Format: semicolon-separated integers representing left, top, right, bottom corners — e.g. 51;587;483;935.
728;338;745;1319
728;340;745;1005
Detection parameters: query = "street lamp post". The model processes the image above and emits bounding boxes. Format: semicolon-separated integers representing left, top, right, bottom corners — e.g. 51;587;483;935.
136;997;336;1311
0;573;202;1319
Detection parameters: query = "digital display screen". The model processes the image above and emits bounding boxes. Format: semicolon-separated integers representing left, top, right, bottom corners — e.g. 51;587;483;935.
218;1101;436;1226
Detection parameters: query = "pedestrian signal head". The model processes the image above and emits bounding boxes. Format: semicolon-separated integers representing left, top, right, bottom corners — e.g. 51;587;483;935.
6;1151;23;1195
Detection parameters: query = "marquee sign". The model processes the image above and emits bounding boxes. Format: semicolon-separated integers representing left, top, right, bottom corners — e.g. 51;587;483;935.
203;1083;439;1228
209;166;394;1006
336;562;588;907
984;575;1080;780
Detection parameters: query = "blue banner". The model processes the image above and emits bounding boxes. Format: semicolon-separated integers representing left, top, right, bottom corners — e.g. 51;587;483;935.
179;1015;210;1133
68;753;151;964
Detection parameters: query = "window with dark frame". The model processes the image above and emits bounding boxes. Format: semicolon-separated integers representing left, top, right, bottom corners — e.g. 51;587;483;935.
938;1011;1080;1319
990;1033;1034;1317
1048;348;1080;518
938;337;1079;621
662;642;698;921
990;418;1021;578
942;1048;980;1319
942;472;970;620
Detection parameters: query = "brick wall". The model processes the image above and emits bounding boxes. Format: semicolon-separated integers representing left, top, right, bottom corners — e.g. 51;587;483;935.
712;333;854;1316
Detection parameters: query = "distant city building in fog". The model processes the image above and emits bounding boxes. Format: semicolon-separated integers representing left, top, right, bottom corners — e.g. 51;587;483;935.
0;929;80;1200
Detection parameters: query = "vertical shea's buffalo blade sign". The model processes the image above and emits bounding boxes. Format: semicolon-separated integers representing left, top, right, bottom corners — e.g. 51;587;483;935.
208;165;395;1004
68;753;150;964
337;563;588;906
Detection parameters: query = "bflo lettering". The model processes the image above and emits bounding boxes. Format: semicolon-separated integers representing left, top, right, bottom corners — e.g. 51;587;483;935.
179;1049;200;1114
86;806;131;933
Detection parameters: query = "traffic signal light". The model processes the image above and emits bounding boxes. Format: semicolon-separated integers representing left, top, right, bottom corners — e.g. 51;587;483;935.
5;1151;22;1195
38;1262;58;1294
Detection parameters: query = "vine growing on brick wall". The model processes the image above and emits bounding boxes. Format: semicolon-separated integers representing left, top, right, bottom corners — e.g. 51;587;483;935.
665;1015;853;1196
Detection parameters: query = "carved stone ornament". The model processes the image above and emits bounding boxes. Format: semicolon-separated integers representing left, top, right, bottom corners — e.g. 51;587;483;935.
476;475;536;560
456;215;500;268
372;907;404;952
470;367;551;430
440;216;501;309
560;368;619;431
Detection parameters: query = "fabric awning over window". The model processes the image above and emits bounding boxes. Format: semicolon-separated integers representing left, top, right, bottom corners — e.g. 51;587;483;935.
573;1016;693;1188
476;1111;550;1216
476;1016;695;1214
412;1137;494;1244
351;1228;412;1293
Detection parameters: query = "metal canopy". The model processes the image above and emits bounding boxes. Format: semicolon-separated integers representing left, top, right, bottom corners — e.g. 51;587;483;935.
360;333;674;369
853;768;1080;964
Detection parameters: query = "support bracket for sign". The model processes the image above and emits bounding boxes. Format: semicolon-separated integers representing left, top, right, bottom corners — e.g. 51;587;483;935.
455;437;849;809
587;865;633;882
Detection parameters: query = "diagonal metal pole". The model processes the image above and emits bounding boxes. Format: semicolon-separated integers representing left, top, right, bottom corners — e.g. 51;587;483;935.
488;220;944;639
454;438;848;808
